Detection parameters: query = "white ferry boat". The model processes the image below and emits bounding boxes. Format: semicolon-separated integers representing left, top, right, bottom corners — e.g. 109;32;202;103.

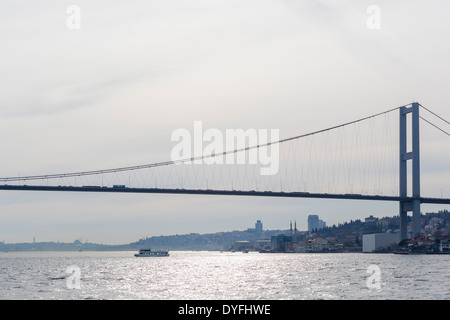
134;248;169;257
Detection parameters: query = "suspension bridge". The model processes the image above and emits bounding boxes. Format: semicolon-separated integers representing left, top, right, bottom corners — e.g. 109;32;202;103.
1;102;449;240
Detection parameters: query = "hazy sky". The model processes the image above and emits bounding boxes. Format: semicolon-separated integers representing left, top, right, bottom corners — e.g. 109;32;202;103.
0;1;449;244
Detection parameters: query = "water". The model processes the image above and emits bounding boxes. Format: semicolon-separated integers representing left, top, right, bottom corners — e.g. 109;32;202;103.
1;251;449;300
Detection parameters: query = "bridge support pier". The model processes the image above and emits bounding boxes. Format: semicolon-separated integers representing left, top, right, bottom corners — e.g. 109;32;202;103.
399;102;421;240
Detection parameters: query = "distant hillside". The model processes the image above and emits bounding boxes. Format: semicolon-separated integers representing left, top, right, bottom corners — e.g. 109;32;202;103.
131;210;450;250
2;210;448;251
0;239;133;252
130;229;287;251
312;209;450;242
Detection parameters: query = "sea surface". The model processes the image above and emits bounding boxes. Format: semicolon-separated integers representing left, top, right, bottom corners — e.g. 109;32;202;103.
0;250;449;300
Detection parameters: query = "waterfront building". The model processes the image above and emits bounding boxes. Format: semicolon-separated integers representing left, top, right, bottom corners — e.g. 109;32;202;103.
230;239;271;252
362;233;400;252
294;237;330;253
230;241;254;252
271;234;292;252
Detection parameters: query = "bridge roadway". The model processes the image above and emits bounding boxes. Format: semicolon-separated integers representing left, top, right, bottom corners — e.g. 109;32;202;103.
1;184;450;204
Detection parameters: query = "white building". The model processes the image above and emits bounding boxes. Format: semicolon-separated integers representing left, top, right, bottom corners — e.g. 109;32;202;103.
362;233;400;253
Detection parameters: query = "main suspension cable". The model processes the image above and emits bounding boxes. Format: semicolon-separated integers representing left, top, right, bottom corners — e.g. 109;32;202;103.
0;104;405;182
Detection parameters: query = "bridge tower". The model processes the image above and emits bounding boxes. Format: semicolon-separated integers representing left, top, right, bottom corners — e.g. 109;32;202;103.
399;102;421;240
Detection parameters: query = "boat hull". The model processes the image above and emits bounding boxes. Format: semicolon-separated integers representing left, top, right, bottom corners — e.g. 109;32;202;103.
134;249;169;257
134;254;169;257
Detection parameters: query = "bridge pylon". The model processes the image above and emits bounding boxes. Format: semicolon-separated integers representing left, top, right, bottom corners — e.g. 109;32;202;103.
399;102;421;240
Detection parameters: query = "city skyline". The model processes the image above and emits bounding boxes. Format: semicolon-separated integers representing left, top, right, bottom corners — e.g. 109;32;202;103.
1;1;449;244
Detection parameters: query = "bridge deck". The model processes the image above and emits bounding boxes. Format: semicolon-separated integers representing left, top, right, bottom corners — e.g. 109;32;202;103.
1;184;449;204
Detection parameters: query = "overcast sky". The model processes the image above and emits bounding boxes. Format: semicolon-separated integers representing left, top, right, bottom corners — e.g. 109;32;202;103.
0;1;449;244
